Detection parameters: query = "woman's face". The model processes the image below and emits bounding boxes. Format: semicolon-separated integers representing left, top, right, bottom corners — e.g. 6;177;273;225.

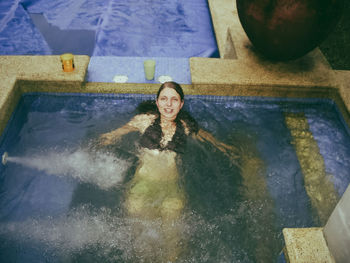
156;87;184;121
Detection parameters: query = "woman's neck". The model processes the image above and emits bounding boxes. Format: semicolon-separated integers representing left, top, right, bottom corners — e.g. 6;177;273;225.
160;115;176;125
159;117;177;147
160;116;176;134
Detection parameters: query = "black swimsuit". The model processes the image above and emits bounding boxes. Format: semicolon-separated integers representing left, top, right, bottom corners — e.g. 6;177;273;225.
140;116;187;154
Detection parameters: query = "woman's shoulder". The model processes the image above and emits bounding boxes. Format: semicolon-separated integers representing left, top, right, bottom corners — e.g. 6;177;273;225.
128;113;157;133
131;113;157;122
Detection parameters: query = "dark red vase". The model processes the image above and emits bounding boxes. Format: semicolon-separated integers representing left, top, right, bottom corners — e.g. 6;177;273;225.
236;0;344;60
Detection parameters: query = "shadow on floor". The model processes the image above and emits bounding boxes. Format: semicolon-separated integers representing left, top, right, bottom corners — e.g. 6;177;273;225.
319;1;350;70
29;13;95;56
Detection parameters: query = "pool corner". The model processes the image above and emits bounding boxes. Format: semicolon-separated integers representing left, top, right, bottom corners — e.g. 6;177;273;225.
0;55;89;135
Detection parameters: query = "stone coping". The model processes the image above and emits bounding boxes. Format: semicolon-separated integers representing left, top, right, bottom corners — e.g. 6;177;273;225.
283;228;335;263
0;55;90;136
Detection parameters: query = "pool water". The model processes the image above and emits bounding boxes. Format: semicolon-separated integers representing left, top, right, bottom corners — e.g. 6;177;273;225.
0;0;219;57
1;93;350;262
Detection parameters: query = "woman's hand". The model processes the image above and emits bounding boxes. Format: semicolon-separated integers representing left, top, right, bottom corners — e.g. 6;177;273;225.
99;132;118;146
196;129;240;164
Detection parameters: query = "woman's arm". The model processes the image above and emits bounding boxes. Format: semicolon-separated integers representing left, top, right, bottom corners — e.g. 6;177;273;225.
99;114;156;146
195;128;239;162
99;124;139;146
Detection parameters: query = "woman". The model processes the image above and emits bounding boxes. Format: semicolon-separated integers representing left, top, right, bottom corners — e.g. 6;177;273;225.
99;82;238;217
99;81;238;261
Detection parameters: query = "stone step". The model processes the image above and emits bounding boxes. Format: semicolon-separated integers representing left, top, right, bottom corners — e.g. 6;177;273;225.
283;228;335;263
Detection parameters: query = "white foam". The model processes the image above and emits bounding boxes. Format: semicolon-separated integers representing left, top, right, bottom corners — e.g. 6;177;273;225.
0;206;188;261
7;148;130;190
0;205;262;261
1;206;130;256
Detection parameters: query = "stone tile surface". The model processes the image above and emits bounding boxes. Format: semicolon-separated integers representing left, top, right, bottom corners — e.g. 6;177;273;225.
283;228;335;263
0;55;89;134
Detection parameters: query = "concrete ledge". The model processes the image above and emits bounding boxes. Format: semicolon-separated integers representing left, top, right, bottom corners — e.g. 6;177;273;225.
334;70;350;114
190;52;335;87
197;0;340;92
0;55;89;135
0;55;89;81
208;0;242;59
324;184;350;263
283;228;335;263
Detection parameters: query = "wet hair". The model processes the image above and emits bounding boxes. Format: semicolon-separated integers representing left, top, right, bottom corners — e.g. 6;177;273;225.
136;100;158;114
179;110;199;134
156;81;184;101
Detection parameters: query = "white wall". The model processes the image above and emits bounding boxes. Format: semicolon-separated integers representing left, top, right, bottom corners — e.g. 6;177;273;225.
323;184;350;263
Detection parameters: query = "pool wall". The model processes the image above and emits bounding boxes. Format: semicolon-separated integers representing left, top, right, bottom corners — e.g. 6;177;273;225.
324;184;350;262
1;0;350;262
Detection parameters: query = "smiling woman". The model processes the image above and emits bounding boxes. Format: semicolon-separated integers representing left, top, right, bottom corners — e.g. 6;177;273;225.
99;82;237;156
156;84;184;122
98;81;239;261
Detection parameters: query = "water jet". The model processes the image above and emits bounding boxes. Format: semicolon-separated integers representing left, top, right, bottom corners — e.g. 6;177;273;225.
2;152;8;165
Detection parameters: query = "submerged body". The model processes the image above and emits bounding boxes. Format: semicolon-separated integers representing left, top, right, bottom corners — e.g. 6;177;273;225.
102;107;194;221
127;149;184;220
126;148;185;261
99;82;238;261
